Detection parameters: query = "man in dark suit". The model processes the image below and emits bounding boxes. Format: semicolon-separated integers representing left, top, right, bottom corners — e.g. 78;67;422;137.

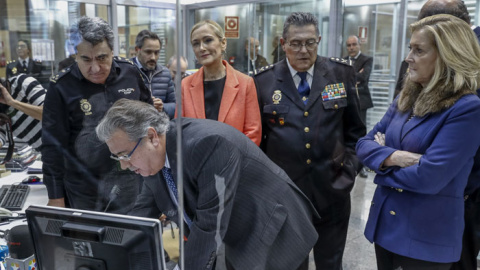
96;99;319;270
253;12;365;270
6;40;42;80
344;35;373;125
344;35;373;178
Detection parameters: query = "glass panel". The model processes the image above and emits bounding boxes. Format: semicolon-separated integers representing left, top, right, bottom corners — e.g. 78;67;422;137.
117;5;175;66
0;0;110;83
191;0;330;74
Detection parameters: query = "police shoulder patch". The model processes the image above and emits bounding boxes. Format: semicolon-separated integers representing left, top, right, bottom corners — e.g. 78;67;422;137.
253;64;275;76
50;68;71;83
114;56;135;65
330;57;350;66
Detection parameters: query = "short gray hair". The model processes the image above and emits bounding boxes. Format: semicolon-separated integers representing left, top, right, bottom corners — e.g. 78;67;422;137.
70;16;114;51
283;12;320;40
96;99;170;143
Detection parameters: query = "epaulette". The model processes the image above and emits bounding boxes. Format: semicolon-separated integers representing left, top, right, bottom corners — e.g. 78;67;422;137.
33;59;42;63
330;57;350;66
114;56;135;65
6;60;16;65
252;64;275;76
50;67;72;83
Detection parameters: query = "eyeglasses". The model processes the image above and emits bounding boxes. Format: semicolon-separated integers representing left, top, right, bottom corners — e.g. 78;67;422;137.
287;39;318;52
110;138;143;161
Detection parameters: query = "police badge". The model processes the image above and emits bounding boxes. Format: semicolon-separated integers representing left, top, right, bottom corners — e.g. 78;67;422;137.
272;90;282;104
80;99;92;115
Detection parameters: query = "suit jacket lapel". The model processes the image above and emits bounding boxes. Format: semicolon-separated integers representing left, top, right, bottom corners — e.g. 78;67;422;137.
306;57;328;110
275;60;305;109
188;68;206;118
218;61;239;122
401;113;428;141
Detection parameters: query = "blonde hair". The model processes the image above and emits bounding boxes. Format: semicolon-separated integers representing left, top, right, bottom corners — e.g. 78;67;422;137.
398;14;480;115
190;20;225;42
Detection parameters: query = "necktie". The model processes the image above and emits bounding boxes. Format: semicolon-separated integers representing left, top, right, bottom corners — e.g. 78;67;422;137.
297;72;310;105
161;167;192;227
22;60;27;71
349;57;356;65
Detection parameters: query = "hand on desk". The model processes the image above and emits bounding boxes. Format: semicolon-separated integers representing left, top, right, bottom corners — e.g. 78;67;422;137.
47;198;65;208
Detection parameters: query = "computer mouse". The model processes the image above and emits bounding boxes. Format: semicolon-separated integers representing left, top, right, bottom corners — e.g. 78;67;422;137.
22;175;42;184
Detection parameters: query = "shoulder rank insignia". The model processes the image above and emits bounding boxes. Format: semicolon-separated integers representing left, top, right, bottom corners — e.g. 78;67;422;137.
330;57;350;66
50;68;71;83
114;56;134;65
253;64;275;76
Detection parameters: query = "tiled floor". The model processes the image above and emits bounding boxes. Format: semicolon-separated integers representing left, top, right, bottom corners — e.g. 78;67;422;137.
305;171;377;269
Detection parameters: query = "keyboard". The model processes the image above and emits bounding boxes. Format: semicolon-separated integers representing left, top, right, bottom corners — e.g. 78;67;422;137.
0;185;30;211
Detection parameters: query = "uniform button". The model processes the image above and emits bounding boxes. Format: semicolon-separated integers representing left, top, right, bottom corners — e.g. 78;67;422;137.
396;188;403;192
304;111;309;117
389;210;396;216
306;143;311;149
304;127;310;133
340;162;344;166
334;104;339;109
273;111;277;115
465;195;469;201
306;159;311;164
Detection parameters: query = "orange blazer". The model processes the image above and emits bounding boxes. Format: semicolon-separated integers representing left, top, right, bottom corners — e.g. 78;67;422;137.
178;60;261;146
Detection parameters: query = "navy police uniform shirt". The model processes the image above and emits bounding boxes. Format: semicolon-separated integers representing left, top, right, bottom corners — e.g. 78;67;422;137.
253;56;366;211
42;56;153;199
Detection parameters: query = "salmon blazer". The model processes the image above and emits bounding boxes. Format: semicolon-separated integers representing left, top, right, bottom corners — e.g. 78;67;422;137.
179;60;262;146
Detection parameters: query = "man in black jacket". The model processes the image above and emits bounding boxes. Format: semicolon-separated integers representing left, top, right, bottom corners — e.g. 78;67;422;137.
42;16;153;214
344;35;373;125
132;30;176;118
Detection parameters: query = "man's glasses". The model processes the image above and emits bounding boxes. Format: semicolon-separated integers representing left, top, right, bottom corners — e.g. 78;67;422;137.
110;138;143;161
287;39;318;52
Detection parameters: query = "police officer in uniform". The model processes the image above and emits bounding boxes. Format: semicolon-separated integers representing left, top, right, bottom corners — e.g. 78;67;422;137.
6;40;42;80
253;12;365;270
42;17;152;214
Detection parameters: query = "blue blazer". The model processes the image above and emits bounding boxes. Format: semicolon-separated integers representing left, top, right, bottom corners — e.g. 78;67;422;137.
356;94;480;263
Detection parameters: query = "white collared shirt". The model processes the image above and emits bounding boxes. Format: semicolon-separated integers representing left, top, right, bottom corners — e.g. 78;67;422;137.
286;58;314;89
18;57;30;66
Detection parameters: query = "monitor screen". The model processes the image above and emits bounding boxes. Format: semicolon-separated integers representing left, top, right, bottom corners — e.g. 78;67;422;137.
25;205;166;270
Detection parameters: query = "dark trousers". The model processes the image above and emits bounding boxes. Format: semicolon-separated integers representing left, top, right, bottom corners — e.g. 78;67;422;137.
451;189;480;270
375;244;453;270
312;197;351;270
359;108;368;126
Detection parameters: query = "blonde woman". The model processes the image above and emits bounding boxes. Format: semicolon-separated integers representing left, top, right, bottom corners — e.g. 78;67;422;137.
178;20;261;146
356;14;480;269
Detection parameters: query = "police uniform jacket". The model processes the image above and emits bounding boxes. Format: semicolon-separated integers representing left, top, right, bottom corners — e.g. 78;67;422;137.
42;57;152;201
131;57;176;119
131;118;318;270
6;58;42;79
254;56;365;212
356;93;480;263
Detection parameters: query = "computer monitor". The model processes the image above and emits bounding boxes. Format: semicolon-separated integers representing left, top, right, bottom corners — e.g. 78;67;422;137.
25;205;166;270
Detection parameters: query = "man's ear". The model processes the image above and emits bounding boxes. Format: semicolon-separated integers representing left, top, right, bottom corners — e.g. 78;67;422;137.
147;127;160;146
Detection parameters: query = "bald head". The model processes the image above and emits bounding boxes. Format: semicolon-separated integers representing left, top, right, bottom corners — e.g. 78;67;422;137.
419;0;470;23
245;37;260;58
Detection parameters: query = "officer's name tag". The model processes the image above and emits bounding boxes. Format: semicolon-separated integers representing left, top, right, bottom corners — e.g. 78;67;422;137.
322;83;347;101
